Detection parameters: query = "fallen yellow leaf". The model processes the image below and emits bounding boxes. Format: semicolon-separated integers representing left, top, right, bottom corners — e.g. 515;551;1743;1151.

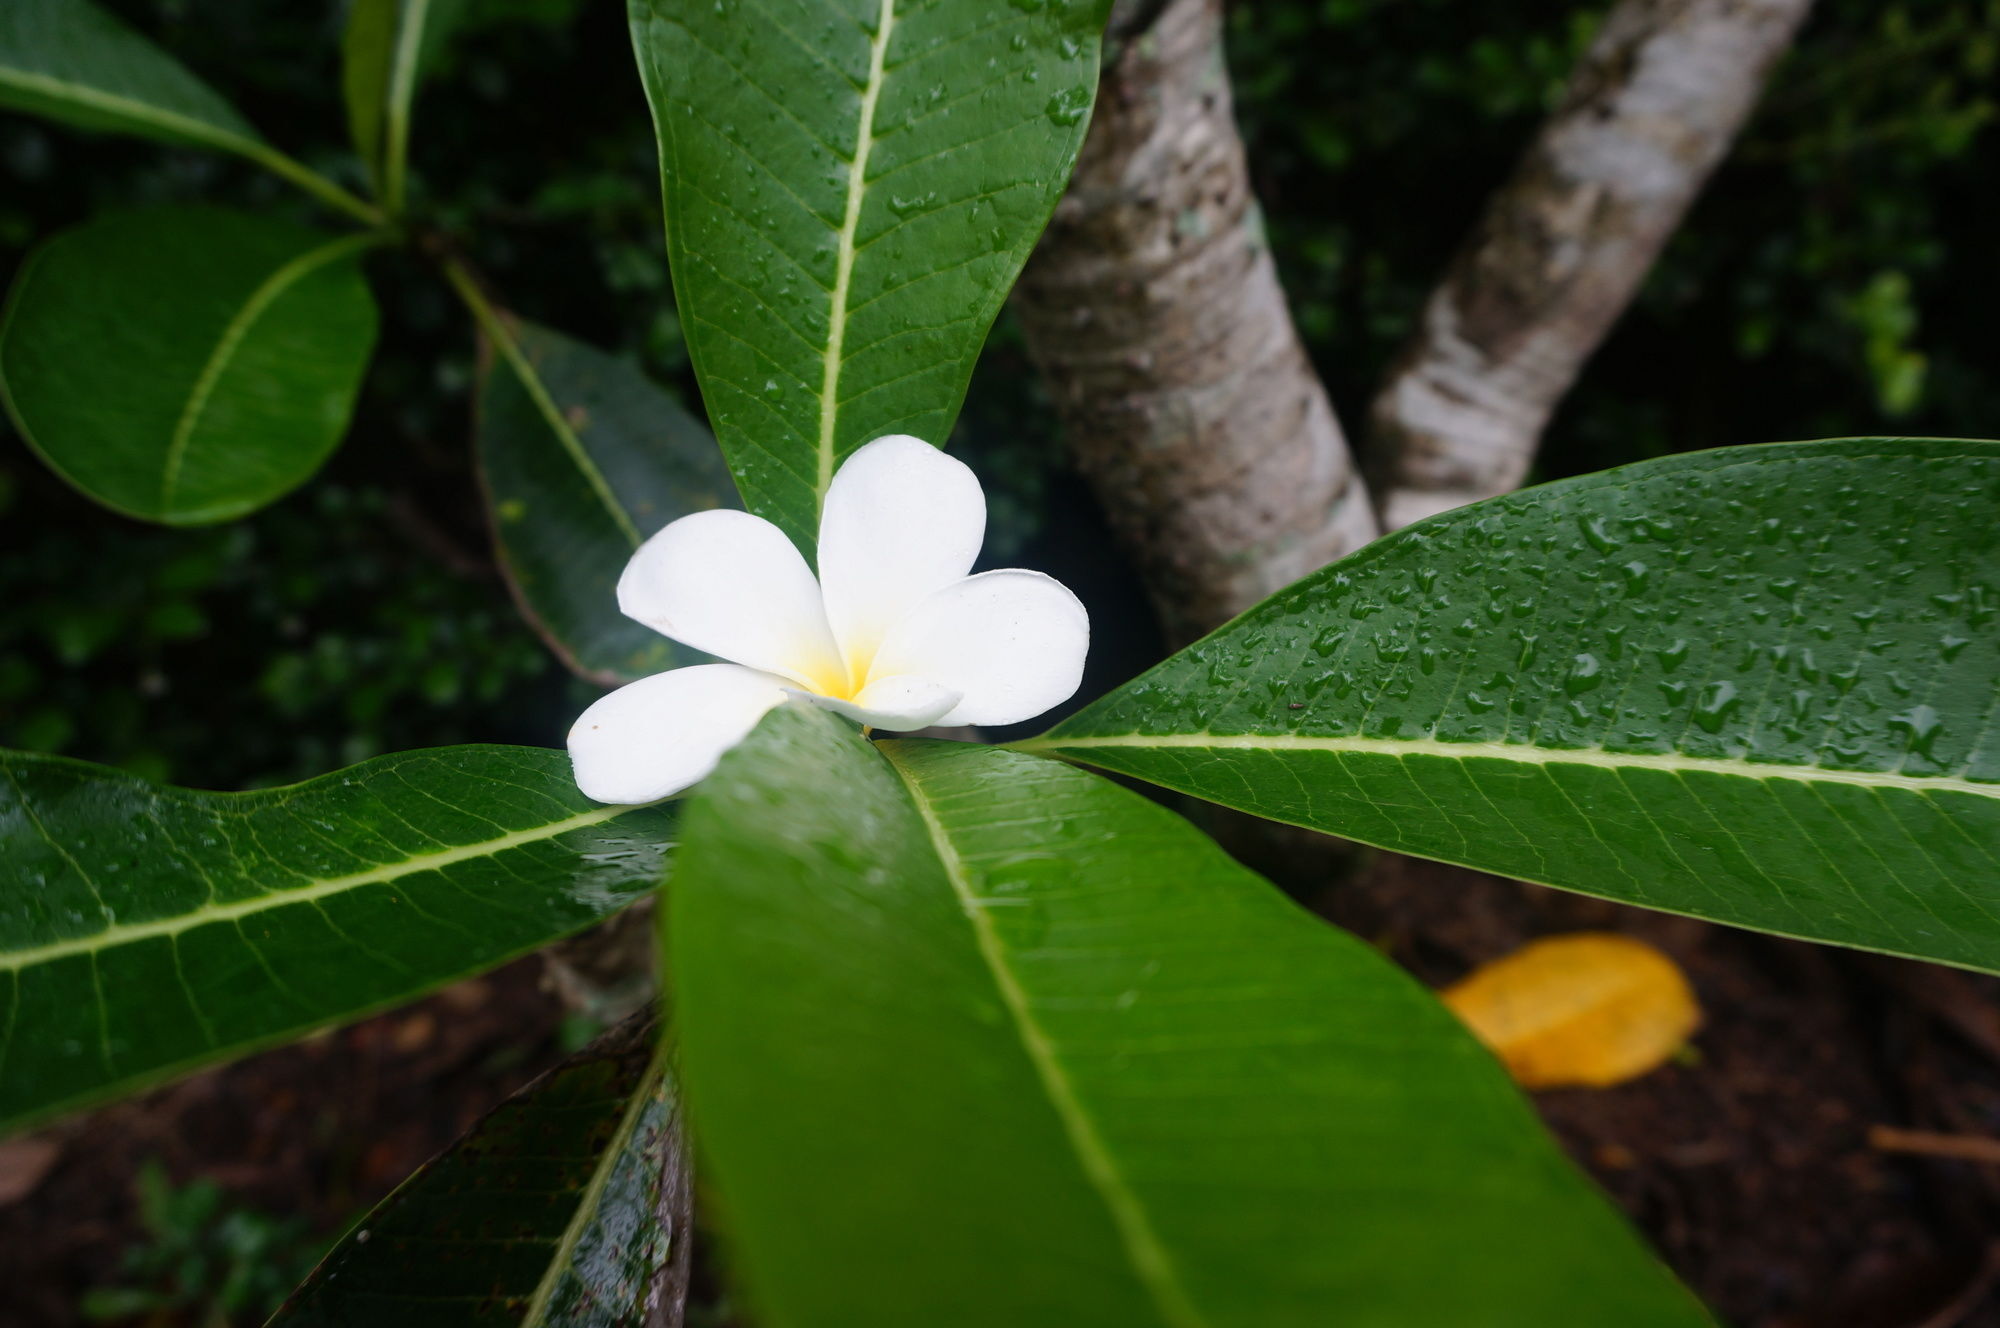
1441;932;1701;1090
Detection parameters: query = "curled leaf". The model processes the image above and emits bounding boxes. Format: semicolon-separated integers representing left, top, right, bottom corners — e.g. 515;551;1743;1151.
1442;933;1701;1090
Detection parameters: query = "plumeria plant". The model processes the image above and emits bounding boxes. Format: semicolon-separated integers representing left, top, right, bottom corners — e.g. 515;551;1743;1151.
2;2;1997;1325
570;435;1089;802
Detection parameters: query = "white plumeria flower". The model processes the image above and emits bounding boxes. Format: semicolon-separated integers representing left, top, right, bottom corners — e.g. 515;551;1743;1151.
568;434;1089;804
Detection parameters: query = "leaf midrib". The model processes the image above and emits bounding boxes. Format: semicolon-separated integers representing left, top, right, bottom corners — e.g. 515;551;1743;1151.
813;0;896;516
886;747;1209;1328
448;264;642;547
381;0;434;213
0;65;258;152
1023;732;2000;800
3;54;380;224
160;231;381;511
518;1053;668;1327
0;802;636;973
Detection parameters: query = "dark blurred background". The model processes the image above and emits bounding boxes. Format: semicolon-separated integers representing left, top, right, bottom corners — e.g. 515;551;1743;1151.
1;1;1995;1323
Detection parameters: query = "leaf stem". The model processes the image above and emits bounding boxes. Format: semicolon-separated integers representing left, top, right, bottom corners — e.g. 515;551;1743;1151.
237;141;385;228
0;67;383;226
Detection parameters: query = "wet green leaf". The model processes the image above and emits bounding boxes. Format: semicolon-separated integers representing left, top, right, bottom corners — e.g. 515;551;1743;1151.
276;1014;689;1328
670;703;1709;1326
1028;439;2000;974
628;0;1111;552
0;745;674;1132
476;320;735;684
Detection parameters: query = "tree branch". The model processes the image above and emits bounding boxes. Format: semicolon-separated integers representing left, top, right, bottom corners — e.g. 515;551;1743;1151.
1013;0;1377;644
1367;0;1815;531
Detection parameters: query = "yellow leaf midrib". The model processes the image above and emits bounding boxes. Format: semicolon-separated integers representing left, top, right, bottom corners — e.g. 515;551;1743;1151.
0;802;638;973
887;746;1211;1328
1022;732;1999;800
813;0;897;519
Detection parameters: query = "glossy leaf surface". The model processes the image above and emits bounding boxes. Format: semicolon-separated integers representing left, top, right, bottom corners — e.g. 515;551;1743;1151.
0;746;674;1132
276;1015;690;1328
670;703;1708;1327
1028;439;2000;973
0;206;379;525
0;0;260;153
477;320;735;684
629;0;1110;551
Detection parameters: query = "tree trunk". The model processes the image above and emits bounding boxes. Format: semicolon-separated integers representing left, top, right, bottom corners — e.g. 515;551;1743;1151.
1367;0;1815;532
1013;0;1377;645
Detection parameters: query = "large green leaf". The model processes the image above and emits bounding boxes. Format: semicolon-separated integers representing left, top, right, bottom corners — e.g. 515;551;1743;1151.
0;745;674;1133
340;0;468;208
0;206;380;526
275;1014;690;1328
340;0;398;190
670;703;1708;1327
1027;439;2000;974
629;0;1111;552
475;319;735;684
0;0;257;152
0;0;378;222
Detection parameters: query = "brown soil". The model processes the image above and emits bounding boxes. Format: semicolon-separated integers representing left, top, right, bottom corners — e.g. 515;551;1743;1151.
0;955;574;1328
1325;851;2000;1328
5;863;2000;1327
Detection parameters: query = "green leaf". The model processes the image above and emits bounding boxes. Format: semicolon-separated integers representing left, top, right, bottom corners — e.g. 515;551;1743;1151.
1027;439;2000;974
0;1;380;223
0;206;380;526
476;319;736;684
275;1014;690;1328
670;703;1708;1327
340;0;468;209
0;745;674;1132
340;0;398;188
0;0;259;152
629;0;1110;553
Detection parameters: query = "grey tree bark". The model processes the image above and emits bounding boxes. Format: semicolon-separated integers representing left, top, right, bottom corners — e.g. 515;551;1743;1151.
1012;0;1378;645
1367;0;1816;531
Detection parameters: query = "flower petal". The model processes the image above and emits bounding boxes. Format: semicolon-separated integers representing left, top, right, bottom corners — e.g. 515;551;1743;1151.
817;434;985;677
567;663;789;804
810;674;961;730
617;509;846;692
870;570;1088;727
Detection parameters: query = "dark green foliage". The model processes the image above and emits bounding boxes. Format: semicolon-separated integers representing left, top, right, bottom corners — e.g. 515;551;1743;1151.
276;1016;687;1328
630;0;1113;551
0;469;568;789
0;0;261;150
671;703;1709;1327
81;1161;329;1325
1;205;379;523
0;0;670;787
1033;439;2000;973
0;744;675;1131
476;319;734;684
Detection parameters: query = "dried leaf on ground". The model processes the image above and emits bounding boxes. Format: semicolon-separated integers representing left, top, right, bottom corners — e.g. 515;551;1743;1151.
1443;932;1701;1090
